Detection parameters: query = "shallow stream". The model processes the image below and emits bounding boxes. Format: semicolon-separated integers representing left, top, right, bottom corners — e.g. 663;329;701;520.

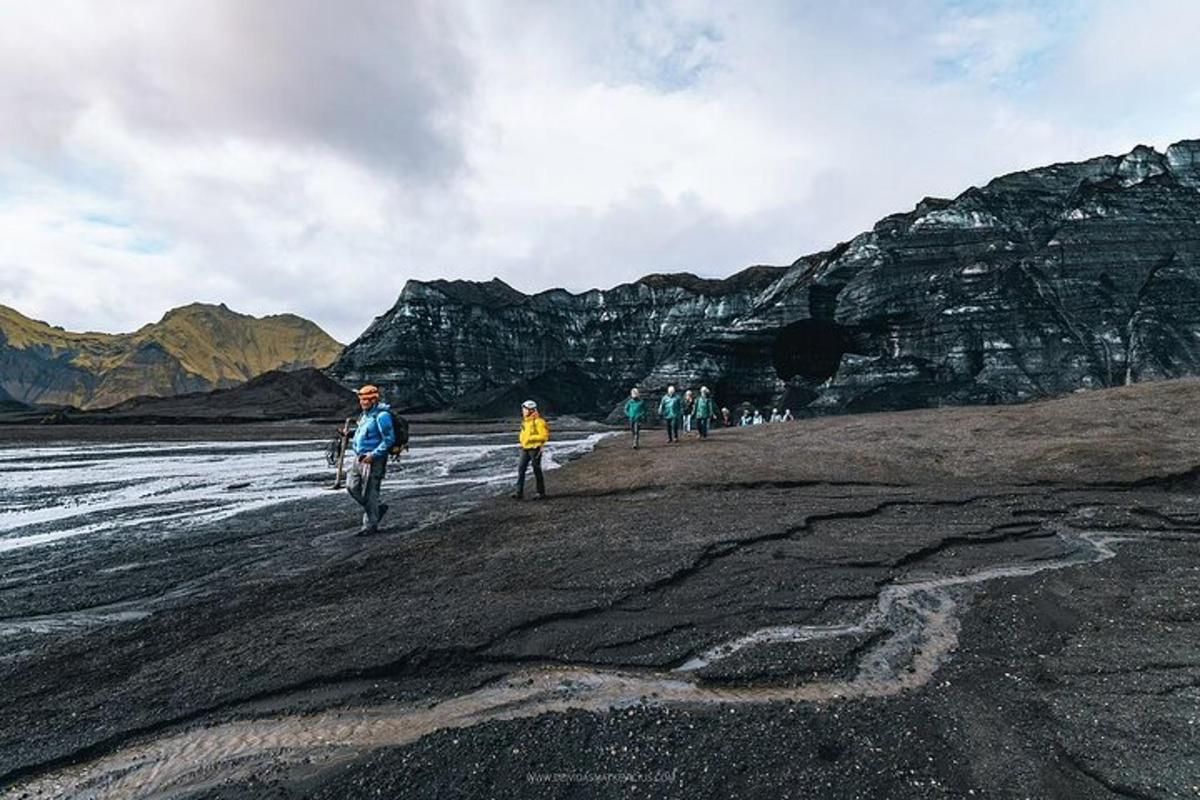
4;525;1148;800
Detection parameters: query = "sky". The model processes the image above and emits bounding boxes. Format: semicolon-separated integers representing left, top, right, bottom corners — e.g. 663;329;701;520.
1;0;1198;343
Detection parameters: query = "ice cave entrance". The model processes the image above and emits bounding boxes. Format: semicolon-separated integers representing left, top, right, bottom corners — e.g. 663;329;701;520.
773;319;847;383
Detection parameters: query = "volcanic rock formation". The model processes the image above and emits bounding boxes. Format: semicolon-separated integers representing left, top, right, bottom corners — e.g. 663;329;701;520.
0;303;343;409
330;139;1200;417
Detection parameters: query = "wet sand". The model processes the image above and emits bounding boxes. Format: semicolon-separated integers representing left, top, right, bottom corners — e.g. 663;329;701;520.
2;382;1199;798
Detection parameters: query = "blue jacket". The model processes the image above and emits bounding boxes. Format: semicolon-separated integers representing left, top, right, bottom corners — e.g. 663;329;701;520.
352;403;397;459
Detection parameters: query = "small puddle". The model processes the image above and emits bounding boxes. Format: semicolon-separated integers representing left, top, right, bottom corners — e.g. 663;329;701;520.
4;527;1141;799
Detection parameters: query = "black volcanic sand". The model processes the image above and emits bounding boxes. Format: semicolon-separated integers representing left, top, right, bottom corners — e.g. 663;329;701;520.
2;381;1200;799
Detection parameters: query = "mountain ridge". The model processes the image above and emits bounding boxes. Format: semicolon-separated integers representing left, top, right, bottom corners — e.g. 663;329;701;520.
0;302;343;409
330;137;1200;418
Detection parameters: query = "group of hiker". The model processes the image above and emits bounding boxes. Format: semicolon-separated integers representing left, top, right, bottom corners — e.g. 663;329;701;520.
734;406;795;426
341;382;795;534
622;385;794;448
624;385;715;447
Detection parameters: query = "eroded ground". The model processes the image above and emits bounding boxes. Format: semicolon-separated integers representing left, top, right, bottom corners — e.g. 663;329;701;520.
2;381;1199;799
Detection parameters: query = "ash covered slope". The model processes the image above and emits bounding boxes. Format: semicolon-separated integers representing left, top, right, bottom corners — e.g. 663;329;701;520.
0;384;27;412
331;139;1200;416
0;303;344;410
56;368;357;423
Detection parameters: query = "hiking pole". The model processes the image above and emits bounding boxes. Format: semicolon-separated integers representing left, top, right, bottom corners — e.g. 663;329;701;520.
332;416;353;490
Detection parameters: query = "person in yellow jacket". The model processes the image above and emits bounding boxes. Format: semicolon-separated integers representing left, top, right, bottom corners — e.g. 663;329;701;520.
513;399;550;500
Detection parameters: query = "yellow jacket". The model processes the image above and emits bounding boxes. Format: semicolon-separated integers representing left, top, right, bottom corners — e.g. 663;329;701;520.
519;413;550;449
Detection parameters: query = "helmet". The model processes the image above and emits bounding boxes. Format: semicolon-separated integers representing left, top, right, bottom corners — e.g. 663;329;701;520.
357;384;380;399
522;400;538;410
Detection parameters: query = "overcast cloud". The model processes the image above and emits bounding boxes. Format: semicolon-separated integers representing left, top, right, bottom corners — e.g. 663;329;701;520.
1;0;1198;342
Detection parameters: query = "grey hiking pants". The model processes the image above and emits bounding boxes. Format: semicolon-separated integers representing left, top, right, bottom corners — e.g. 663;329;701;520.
347;455;388;530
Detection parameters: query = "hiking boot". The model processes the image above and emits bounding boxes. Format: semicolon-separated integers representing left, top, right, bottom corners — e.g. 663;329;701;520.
510;492;523;500
532;493;547;501
355;527;379;537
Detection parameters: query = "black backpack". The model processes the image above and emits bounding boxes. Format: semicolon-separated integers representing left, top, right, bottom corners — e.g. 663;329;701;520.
384;408;410;454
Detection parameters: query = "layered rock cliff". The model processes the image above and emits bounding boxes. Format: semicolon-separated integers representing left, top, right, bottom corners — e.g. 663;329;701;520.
331;268;787;415
0;303;343;409
330;139;1200;418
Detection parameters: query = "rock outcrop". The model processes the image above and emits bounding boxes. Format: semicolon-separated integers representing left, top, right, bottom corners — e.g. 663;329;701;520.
330;139;1200;417
0;303;343;409
331;268;786;416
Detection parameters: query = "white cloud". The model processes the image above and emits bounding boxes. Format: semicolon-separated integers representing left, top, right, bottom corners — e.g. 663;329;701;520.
0;0;1197;342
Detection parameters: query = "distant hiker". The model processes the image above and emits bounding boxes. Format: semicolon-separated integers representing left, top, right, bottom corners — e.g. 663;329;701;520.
721;407;733;427
770;408;783;423
346;385;396;536
753;409;765;425
658;385;683;443
624;388;647;449
694;386;716;440
739;408;752;426
682;389;696;436
782;408;795;422
513;400;550;500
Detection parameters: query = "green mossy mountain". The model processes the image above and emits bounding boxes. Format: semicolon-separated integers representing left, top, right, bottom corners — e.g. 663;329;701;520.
0;303;343;409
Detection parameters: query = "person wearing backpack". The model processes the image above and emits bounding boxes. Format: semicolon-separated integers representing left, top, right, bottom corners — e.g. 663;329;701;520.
694;386;716;440
624;388;646;449
513;399;550;500
658;385;682;443
346;384;396;535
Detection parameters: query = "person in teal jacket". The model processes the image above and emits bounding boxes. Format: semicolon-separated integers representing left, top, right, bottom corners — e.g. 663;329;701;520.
658;385;682;443
624;388;646;449
693;386;716;439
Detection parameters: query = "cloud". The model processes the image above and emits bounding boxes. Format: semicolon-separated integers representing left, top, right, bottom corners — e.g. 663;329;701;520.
0;0;471;177
0;0;1197;342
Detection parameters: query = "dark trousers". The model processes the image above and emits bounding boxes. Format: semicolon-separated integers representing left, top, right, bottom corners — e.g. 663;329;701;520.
516;447;545;496
347;455;387;530
630;420;641;447
665;417;680;442
697;417;710;439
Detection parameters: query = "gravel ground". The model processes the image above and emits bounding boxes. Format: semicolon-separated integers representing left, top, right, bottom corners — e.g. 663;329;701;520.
1;380;1199;799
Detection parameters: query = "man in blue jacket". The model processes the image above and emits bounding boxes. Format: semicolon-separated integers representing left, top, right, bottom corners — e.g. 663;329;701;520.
347;384;396;536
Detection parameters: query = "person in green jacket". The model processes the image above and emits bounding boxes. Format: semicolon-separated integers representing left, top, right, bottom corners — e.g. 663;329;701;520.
658;385;682;443
694;385;716;439
624;388;646;449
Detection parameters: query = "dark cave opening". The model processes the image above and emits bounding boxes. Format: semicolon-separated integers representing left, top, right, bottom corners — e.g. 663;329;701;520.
773;319;849;383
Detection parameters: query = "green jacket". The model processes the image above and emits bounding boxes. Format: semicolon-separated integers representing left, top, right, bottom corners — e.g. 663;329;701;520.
658;394;682;420
624;398;646;420
694;395;715;419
